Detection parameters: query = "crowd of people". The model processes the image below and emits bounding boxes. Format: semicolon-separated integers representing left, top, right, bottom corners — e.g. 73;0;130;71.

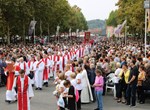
0;37;150;110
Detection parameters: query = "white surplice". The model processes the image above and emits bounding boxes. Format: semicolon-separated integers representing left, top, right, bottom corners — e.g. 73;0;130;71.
12;76;34;110
81;69;93;103
27;61;35;85
19;62;29;75
33;60;45;88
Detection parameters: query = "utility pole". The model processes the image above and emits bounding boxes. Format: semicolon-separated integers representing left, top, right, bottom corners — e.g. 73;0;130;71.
144;0;150;57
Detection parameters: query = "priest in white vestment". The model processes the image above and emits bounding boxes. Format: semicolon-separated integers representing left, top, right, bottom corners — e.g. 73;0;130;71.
12;70;34;110
34;55;45;90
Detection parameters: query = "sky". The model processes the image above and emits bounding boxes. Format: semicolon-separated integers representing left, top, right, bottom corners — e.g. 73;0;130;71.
68;0;118;21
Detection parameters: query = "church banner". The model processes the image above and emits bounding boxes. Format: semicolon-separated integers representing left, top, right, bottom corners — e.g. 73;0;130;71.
28;20;37;36
84;32;90;43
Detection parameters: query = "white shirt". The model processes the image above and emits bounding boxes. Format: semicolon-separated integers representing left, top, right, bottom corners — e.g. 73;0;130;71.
65;70;72;81
113;68;122;83
59;80;65;89
71;79;77;88
76;73;83;90
114;57;120;63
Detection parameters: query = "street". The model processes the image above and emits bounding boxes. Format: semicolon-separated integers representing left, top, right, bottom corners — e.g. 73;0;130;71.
0;81;150;110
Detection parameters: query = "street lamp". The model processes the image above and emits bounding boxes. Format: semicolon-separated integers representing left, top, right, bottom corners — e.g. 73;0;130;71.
144;0;150;57
56;25;60;43
125;26;129;46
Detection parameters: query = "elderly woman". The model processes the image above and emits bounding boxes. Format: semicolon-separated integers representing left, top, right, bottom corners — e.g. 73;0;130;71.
102;58;111;76
114;62;122;100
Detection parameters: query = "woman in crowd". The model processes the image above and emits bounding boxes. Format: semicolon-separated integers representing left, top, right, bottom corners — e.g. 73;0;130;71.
117;64;130;103
114;62;122;100
58;83;65;110
120;57;126;68
70;72;77;88
93;69;104;110
97;58;103;67
109;57;116;73
75;67;83;110
63;80;76;110
137;65;146;104
102;58;111;76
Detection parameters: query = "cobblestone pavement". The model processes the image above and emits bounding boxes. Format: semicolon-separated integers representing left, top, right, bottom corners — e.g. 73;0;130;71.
0;82;150;110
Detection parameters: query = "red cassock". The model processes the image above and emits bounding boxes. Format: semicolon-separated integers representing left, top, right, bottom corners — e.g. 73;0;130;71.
5;64;15;90
17;75;28;110
15;65;21;72
42;58;49;81
6;72;15;90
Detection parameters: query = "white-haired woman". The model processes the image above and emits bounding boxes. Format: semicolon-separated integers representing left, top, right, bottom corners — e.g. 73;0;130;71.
114;62;122;100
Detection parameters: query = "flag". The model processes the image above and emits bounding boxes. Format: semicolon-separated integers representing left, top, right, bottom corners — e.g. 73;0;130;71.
69;28;72;36
56;26;60;36
114;20;127;34
28;20;37;36
114;25;122;35
76;29;79;37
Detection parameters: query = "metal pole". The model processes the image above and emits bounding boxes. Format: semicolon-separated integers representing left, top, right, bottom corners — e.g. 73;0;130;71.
125;26;127;46
58;35;59;43
145;9;147;58
32;17;36;44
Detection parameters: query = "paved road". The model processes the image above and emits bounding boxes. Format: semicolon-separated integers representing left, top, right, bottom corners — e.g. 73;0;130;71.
0;81;150;110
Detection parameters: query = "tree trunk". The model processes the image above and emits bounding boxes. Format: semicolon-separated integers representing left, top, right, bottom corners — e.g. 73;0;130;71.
47;23;50;42
23;23;26;44
7;24;10;45
40;19;43;37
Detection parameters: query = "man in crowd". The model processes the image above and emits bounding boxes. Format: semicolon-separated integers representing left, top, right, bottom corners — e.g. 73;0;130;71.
126;60;139;107
0;50;7;86
34;54;45;90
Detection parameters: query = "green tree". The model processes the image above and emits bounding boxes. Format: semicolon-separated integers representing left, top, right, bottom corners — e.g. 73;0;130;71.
0;0;88;44
116;0;144;36
68;5;88;32
106;10;118;27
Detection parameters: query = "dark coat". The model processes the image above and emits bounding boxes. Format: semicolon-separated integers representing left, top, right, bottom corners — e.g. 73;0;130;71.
0;59;7;75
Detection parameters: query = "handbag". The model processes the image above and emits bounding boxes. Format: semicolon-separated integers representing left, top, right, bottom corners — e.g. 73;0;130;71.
75;89;79;102
28;71;34;79
57;96;65;108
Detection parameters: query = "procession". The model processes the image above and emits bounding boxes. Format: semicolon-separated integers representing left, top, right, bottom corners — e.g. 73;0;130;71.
0;36;150;110
1;0;150;110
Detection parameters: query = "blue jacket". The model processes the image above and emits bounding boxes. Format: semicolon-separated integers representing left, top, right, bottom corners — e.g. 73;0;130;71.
0;59;7;75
